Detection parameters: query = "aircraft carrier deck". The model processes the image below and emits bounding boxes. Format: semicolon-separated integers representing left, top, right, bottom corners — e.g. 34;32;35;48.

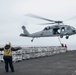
0;50;76;75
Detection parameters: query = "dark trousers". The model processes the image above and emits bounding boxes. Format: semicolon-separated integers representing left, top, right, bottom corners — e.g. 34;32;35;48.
3;56;14;72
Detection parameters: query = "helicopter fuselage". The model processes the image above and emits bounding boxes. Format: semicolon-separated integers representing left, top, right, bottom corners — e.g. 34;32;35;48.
20;25;76;39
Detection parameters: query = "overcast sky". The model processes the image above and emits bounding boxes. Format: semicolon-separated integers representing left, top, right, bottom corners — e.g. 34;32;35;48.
0;0;76;49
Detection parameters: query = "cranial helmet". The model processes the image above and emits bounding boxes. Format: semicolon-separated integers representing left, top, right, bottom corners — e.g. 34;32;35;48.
6;42;11;46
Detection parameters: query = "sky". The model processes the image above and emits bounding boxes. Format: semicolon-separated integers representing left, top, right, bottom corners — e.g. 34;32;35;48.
0;0;76;49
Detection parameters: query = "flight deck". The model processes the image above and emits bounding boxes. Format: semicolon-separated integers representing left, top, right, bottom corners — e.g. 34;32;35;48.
0;50;76;75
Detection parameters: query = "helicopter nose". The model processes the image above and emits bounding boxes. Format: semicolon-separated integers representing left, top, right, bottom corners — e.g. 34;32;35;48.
72;30;75;32
72;30;76;33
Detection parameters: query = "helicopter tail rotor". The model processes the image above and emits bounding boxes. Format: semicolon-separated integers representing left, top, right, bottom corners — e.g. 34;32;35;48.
21;25;30;36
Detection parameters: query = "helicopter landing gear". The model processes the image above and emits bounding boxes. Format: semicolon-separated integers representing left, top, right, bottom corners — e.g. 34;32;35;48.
66;35;69;39
31;38;34;42
60;34;63;38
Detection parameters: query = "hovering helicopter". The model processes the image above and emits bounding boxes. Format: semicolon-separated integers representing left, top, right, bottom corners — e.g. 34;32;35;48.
20;14;76;42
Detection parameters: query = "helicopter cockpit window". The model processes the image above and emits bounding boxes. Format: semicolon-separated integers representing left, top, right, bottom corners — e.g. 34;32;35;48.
44;27;48;30
71;26;76;30
67;26;71;30
43;27;51;30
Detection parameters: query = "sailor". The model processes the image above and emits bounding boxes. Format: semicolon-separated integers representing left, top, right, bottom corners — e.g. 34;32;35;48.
0;42;21;72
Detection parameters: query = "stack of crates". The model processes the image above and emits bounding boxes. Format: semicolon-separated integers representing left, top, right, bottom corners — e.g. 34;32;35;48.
0;51;4;62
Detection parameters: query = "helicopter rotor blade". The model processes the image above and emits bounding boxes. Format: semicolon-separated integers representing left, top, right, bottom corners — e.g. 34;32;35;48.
26;14;55;22
64;16;76;21
38;23;55;25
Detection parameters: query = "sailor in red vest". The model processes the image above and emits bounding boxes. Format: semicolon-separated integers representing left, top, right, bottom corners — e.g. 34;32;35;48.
0;42;21;72
64;44;67;49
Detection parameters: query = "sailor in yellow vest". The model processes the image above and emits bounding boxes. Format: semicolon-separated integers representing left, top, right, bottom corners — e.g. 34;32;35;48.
0;42;21;72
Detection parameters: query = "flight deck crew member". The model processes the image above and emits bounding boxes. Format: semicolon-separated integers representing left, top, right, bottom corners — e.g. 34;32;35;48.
0;42;21;72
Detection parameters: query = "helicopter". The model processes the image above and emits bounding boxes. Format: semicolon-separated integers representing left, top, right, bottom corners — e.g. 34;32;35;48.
20;14;76;42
